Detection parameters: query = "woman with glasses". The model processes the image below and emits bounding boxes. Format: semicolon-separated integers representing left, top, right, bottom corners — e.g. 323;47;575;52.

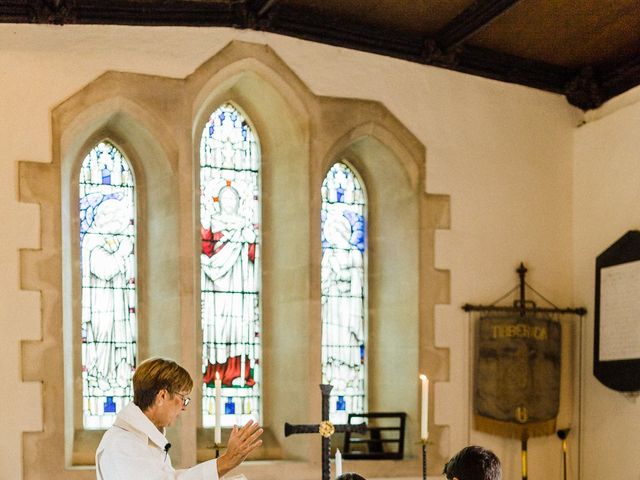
96;357;262;479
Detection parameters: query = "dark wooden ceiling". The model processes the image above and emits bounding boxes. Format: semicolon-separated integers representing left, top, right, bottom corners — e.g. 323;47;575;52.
3;0;640;110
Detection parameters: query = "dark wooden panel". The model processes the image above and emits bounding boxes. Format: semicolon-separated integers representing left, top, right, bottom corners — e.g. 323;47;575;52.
283;0;475;37
470;0;640;68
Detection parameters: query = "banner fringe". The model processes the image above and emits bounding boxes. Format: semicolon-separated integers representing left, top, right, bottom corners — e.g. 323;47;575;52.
474;414;556;439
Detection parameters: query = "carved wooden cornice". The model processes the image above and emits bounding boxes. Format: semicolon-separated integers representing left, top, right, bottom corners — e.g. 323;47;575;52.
565;67;603;111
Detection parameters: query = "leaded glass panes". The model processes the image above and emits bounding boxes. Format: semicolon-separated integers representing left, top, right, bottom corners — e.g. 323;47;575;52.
321;162;367;424
200;104;261;428
79;141;137;429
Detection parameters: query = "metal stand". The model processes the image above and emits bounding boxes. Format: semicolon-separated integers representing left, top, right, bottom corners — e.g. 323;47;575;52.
284;384;366;480
462;263;587;318
557;428;570;480
461;264;585;480
421;440;428;480
521;437;528;480
211;443;225;458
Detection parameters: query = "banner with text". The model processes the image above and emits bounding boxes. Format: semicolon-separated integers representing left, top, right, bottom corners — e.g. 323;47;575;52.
474;314;561;438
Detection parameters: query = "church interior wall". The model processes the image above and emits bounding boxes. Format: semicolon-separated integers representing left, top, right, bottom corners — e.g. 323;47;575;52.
573;88;640;480
0;24;583;479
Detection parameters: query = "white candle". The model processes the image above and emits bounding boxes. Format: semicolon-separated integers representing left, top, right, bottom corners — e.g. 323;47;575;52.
420;374;429;441
335;448;342;478
215;372;222;445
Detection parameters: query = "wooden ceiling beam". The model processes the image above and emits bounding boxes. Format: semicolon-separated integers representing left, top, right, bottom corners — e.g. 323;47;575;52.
601;54;640;101
266;4;424;60
456;44;572;94
0;2;33;23
254;0;279;18
0;0;240;26
435;0;522;51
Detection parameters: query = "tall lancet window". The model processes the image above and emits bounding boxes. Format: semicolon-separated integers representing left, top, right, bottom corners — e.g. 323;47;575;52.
200;104;261;428
321;162;367;424
79;141;137;429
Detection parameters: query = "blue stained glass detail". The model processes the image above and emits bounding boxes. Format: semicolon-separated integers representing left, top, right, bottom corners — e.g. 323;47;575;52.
321;162;367;424
104;396;116;413
200;103;261;429
101;165;111;185
342;210;366;252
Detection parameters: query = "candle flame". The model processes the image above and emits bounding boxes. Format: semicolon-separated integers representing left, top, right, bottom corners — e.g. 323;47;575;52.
215;371;220;381
419;374;427;380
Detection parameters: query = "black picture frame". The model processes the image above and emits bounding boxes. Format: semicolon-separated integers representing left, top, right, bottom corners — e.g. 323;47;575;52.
594;230;640;392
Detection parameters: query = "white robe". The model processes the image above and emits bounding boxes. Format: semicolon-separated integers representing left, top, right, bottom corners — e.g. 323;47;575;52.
96;402;219;480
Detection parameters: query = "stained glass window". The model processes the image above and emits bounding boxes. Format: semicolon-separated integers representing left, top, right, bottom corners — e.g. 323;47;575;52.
321;162;367;424
200;104;261;428
79;141;137;429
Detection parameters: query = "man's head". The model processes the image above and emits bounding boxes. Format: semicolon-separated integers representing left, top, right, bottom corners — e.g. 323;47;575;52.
133;358;194;428
443;446;501;480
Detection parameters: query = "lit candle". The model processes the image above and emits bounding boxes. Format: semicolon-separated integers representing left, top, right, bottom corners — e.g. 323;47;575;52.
215;372;222;445
419;374;429;441
335;448;342;478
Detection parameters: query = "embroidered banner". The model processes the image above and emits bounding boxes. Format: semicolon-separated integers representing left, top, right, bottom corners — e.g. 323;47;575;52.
474;314;561;438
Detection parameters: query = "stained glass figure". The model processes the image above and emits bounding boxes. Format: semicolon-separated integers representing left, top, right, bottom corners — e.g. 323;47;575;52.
79;141;137;429
200;104;261;428
321;162;367;424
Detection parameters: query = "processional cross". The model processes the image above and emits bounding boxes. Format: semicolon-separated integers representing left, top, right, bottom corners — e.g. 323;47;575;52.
285;384;367;480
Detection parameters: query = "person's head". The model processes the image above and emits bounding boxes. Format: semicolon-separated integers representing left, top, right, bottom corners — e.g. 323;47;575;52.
335;474;366;480
443;446;501;480
133;358;194;428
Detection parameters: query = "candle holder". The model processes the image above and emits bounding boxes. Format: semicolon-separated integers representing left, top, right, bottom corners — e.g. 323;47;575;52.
418;439;429;480
210;442;226;459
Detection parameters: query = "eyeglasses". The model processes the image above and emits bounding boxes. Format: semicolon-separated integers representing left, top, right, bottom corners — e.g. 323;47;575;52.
174;392;191;407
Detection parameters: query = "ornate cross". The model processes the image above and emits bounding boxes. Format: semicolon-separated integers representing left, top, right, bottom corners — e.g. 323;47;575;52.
284;384;367;480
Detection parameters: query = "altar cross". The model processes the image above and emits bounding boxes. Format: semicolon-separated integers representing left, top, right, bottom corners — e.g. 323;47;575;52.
284;384;367;480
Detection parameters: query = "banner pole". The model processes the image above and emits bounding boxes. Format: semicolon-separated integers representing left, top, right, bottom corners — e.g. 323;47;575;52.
521;437;528;480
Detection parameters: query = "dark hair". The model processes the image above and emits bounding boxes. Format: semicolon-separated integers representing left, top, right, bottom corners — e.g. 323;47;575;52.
133;358;193;411
443;446;501;480
335;474;366;480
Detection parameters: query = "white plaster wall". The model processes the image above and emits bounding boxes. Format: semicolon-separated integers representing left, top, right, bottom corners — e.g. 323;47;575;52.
0;24;577;479
573;87;640;480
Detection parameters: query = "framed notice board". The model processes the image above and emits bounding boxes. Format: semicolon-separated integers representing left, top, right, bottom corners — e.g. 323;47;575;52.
594;230;640;392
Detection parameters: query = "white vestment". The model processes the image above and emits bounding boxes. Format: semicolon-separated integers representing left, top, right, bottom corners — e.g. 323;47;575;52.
96;402;219;480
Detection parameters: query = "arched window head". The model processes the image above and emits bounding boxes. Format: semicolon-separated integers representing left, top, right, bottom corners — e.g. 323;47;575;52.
79;141;137;429
321;161;367;423
200;104;261;428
